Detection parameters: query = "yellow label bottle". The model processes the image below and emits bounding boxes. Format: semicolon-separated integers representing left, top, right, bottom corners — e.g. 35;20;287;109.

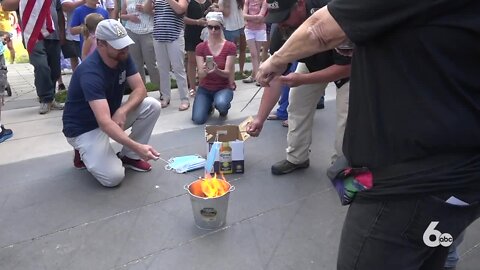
219;142;233;173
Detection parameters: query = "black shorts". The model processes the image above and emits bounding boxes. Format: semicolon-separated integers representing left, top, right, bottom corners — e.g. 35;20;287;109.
185;36;202;52
61;40;81;58
185;26;203;52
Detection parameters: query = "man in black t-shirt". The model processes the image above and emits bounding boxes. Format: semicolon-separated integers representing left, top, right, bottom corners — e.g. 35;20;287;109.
246;0;351;177
255;0;480;269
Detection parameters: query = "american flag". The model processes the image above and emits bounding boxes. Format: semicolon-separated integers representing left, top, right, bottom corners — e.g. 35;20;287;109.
20;0;55;53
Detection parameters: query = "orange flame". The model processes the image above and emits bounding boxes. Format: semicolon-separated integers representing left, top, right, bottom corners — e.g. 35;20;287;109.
189;173;230;198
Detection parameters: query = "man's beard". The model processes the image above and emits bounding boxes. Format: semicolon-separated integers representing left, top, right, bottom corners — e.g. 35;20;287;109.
108;50;128;62
115;52;128;62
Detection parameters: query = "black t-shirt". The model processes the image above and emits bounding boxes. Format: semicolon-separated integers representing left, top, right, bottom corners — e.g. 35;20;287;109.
269;0;350;80
328;0;480;197
185;0;212;43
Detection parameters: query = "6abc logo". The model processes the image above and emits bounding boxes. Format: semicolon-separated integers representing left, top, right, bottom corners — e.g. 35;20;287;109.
423;221;454;247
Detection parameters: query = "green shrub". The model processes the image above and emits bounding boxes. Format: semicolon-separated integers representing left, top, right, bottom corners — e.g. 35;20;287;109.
55;90;67;103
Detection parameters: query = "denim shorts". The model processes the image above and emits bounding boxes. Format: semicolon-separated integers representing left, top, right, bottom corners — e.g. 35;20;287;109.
223;27;244;42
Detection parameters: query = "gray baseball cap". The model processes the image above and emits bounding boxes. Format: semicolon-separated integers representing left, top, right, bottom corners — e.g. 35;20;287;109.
95;19;134;50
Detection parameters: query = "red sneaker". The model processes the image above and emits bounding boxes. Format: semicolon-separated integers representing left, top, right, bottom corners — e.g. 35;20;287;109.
74;149;86;169
118;153;152;172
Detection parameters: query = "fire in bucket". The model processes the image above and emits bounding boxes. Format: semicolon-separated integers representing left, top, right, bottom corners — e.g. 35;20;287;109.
184;173;235;230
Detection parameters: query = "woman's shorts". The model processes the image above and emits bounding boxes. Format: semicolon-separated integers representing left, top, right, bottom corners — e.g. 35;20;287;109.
244;28;267;42
224;27;244;42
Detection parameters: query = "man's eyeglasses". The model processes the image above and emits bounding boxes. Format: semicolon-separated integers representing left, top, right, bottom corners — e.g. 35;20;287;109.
207;25;221;31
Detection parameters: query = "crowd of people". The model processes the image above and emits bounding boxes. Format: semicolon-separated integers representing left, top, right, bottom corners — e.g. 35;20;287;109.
0;0;479;269
0;0;273;142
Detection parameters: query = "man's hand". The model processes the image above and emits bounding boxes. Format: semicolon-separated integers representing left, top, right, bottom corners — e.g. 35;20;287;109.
246;117;264;137
111;108;127;129
256;55;288;87
279;72;304;88
136;144;160;161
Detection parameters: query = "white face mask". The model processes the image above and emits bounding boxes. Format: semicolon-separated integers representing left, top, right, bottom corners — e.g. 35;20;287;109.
165;155;206;174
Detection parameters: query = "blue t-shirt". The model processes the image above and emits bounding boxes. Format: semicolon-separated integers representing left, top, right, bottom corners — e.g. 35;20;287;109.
70;5;109;49
62;50;137;138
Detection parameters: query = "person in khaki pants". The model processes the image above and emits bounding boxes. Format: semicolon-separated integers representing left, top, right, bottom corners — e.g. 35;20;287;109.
248;58;351;175
279;61;350;175
245;0;351;175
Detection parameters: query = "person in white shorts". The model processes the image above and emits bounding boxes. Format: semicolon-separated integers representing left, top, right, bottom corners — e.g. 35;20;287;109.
242;0;267;84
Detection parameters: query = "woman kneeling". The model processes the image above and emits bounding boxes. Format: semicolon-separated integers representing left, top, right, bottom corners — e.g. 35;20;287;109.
192;12;236;125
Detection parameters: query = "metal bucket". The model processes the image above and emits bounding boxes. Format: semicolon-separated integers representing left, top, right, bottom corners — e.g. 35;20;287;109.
184;179;235;230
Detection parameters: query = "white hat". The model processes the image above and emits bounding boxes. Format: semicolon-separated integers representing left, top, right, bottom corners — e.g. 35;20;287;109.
95;19;134;50
205;12;224;26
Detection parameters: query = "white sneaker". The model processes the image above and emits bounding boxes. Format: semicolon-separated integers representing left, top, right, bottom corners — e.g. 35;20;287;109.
39;103;50;114
50;100;64;110
242;76;255;83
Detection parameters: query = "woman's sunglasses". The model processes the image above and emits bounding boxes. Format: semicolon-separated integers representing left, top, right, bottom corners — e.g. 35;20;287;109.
207;25;221;31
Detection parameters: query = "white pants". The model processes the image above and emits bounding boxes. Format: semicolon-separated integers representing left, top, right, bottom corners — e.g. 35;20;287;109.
286;62;350;164
126;29;160;86
153;33;189;102
67;97;161;187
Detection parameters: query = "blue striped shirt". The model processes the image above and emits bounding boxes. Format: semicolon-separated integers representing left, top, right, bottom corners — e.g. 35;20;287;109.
152;0;184;42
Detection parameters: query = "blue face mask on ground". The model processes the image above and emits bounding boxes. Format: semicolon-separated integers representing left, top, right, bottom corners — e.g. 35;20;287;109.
165;155;206;173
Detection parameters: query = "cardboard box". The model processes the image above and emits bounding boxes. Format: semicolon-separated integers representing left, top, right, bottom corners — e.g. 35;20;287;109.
205;117;252;174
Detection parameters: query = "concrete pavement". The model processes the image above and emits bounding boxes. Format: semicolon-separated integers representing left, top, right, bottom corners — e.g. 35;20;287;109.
0;63;479;269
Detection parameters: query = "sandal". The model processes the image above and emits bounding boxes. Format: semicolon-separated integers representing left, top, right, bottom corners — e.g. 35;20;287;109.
282;120;289;127
267;114;285;120
189;89;196;97
161;99;170;108
179;100;190;111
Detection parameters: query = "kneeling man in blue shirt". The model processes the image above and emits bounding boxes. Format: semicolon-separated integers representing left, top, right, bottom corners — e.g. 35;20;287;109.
63;19;161;187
